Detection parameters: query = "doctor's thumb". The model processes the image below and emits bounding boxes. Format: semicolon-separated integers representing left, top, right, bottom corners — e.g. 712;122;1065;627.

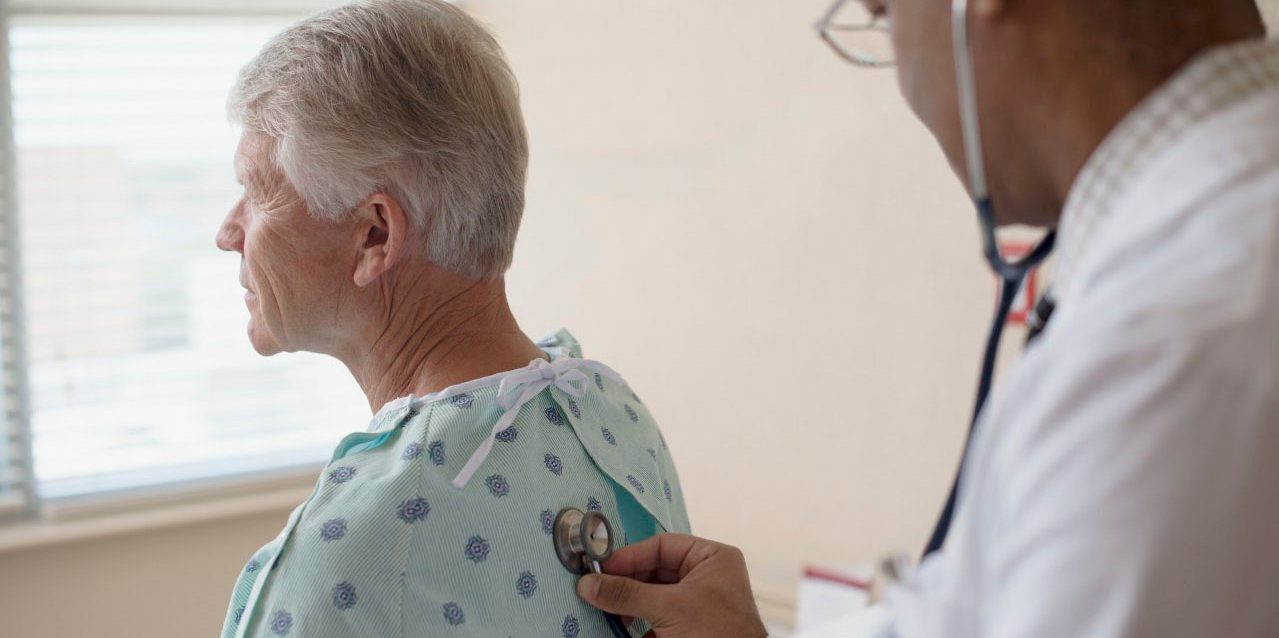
577;573;667;619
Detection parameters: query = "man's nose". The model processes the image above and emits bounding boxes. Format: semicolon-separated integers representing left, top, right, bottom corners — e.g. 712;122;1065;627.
216;202;245;253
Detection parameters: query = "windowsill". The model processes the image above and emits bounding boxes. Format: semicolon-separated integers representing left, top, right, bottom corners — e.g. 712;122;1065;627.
0;463;320;554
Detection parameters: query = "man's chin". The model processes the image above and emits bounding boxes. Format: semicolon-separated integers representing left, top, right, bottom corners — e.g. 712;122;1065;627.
246;322;284;356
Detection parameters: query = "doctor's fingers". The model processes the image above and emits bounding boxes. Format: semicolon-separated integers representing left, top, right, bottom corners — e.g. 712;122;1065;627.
578;538;767;638
577;573;766;638
579;573;763;638
577;572;676;619
599;533;730;583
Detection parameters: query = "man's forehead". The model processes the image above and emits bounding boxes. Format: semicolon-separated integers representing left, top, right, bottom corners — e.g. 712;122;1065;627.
234;133;275;186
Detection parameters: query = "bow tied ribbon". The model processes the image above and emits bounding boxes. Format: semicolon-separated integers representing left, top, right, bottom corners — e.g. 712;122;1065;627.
452;357;622;489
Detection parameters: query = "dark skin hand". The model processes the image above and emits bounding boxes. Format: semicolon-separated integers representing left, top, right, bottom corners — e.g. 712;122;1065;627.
576;533;768;638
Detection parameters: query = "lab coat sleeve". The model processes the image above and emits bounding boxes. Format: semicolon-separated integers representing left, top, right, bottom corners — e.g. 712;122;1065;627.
977;257;1279;637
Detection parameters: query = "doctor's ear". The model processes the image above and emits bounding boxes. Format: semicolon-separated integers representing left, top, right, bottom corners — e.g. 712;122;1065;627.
351;192;409;288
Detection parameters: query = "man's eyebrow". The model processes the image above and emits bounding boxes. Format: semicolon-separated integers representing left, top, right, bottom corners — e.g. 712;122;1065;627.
235;164;269;194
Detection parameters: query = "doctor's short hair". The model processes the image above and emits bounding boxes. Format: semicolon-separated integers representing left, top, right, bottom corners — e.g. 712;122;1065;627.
229;0;528;280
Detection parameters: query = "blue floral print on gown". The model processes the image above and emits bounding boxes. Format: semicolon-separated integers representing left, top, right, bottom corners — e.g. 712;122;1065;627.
221;329;690;637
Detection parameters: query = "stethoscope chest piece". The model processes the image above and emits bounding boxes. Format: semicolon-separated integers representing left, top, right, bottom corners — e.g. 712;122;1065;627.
553;507;615;575
551;507;632;638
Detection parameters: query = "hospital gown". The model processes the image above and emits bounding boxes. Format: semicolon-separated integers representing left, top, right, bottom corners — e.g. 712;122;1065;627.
220;330;690;637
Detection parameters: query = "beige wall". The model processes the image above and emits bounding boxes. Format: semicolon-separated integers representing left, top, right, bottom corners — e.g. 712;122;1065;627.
0;511;288;638
485;0;986;592
4;2;1277;637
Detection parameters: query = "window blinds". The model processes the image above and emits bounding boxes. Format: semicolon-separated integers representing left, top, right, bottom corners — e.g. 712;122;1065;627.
11;16;371;500
0;15;35;518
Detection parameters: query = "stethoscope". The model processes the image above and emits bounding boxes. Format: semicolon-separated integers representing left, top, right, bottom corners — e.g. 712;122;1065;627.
553;507;633;638
920;0;1059;558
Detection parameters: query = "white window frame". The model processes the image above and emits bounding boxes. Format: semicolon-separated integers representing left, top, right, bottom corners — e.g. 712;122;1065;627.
0;0;386;544
0;3;36;523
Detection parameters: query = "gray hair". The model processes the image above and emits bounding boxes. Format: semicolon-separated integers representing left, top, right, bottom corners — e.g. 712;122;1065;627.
229;0;528;280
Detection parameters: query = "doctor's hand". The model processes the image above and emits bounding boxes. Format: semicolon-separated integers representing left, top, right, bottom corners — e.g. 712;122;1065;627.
576;533;768;638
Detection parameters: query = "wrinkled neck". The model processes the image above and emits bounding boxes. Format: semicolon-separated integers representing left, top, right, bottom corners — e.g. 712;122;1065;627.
342;275;544;413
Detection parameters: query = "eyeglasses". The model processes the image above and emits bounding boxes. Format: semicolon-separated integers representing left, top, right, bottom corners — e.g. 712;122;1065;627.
815;0;895;68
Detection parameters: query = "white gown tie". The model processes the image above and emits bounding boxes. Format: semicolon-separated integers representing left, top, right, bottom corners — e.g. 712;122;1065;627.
451;357;623;489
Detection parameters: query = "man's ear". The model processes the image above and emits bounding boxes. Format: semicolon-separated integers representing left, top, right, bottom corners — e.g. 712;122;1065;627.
352;192;409;288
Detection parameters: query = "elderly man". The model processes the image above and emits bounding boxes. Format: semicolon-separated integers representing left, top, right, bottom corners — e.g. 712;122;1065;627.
576;1;1279;637
214;1;690;636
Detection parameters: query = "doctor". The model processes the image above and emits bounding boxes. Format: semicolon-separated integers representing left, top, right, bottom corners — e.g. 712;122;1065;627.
577;0;1279;636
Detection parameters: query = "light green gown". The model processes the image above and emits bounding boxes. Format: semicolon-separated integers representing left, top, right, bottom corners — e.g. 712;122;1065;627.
221;330;690;638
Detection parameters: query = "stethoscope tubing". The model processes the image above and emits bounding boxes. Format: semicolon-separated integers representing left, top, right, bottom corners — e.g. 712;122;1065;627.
604;611;631;638
923;199;1056;557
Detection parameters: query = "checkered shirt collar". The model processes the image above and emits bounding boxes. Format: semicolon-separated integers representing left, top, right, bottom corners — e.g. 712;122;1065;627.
1054;37;1279;301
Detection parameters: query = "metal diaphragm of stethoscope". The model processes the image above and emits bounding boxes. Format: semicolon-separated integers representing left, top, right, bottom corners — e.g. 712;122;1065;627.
553;507;633;638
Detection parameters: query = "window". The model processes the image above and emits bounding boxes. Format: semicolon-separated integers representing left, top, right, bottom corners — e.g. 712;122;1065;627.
10;16;371;501
1;22;29;518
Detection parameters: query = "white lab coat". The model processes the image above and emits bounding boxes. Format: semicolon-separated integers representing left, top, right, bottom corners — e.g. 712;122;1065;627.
888;41;1279;638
